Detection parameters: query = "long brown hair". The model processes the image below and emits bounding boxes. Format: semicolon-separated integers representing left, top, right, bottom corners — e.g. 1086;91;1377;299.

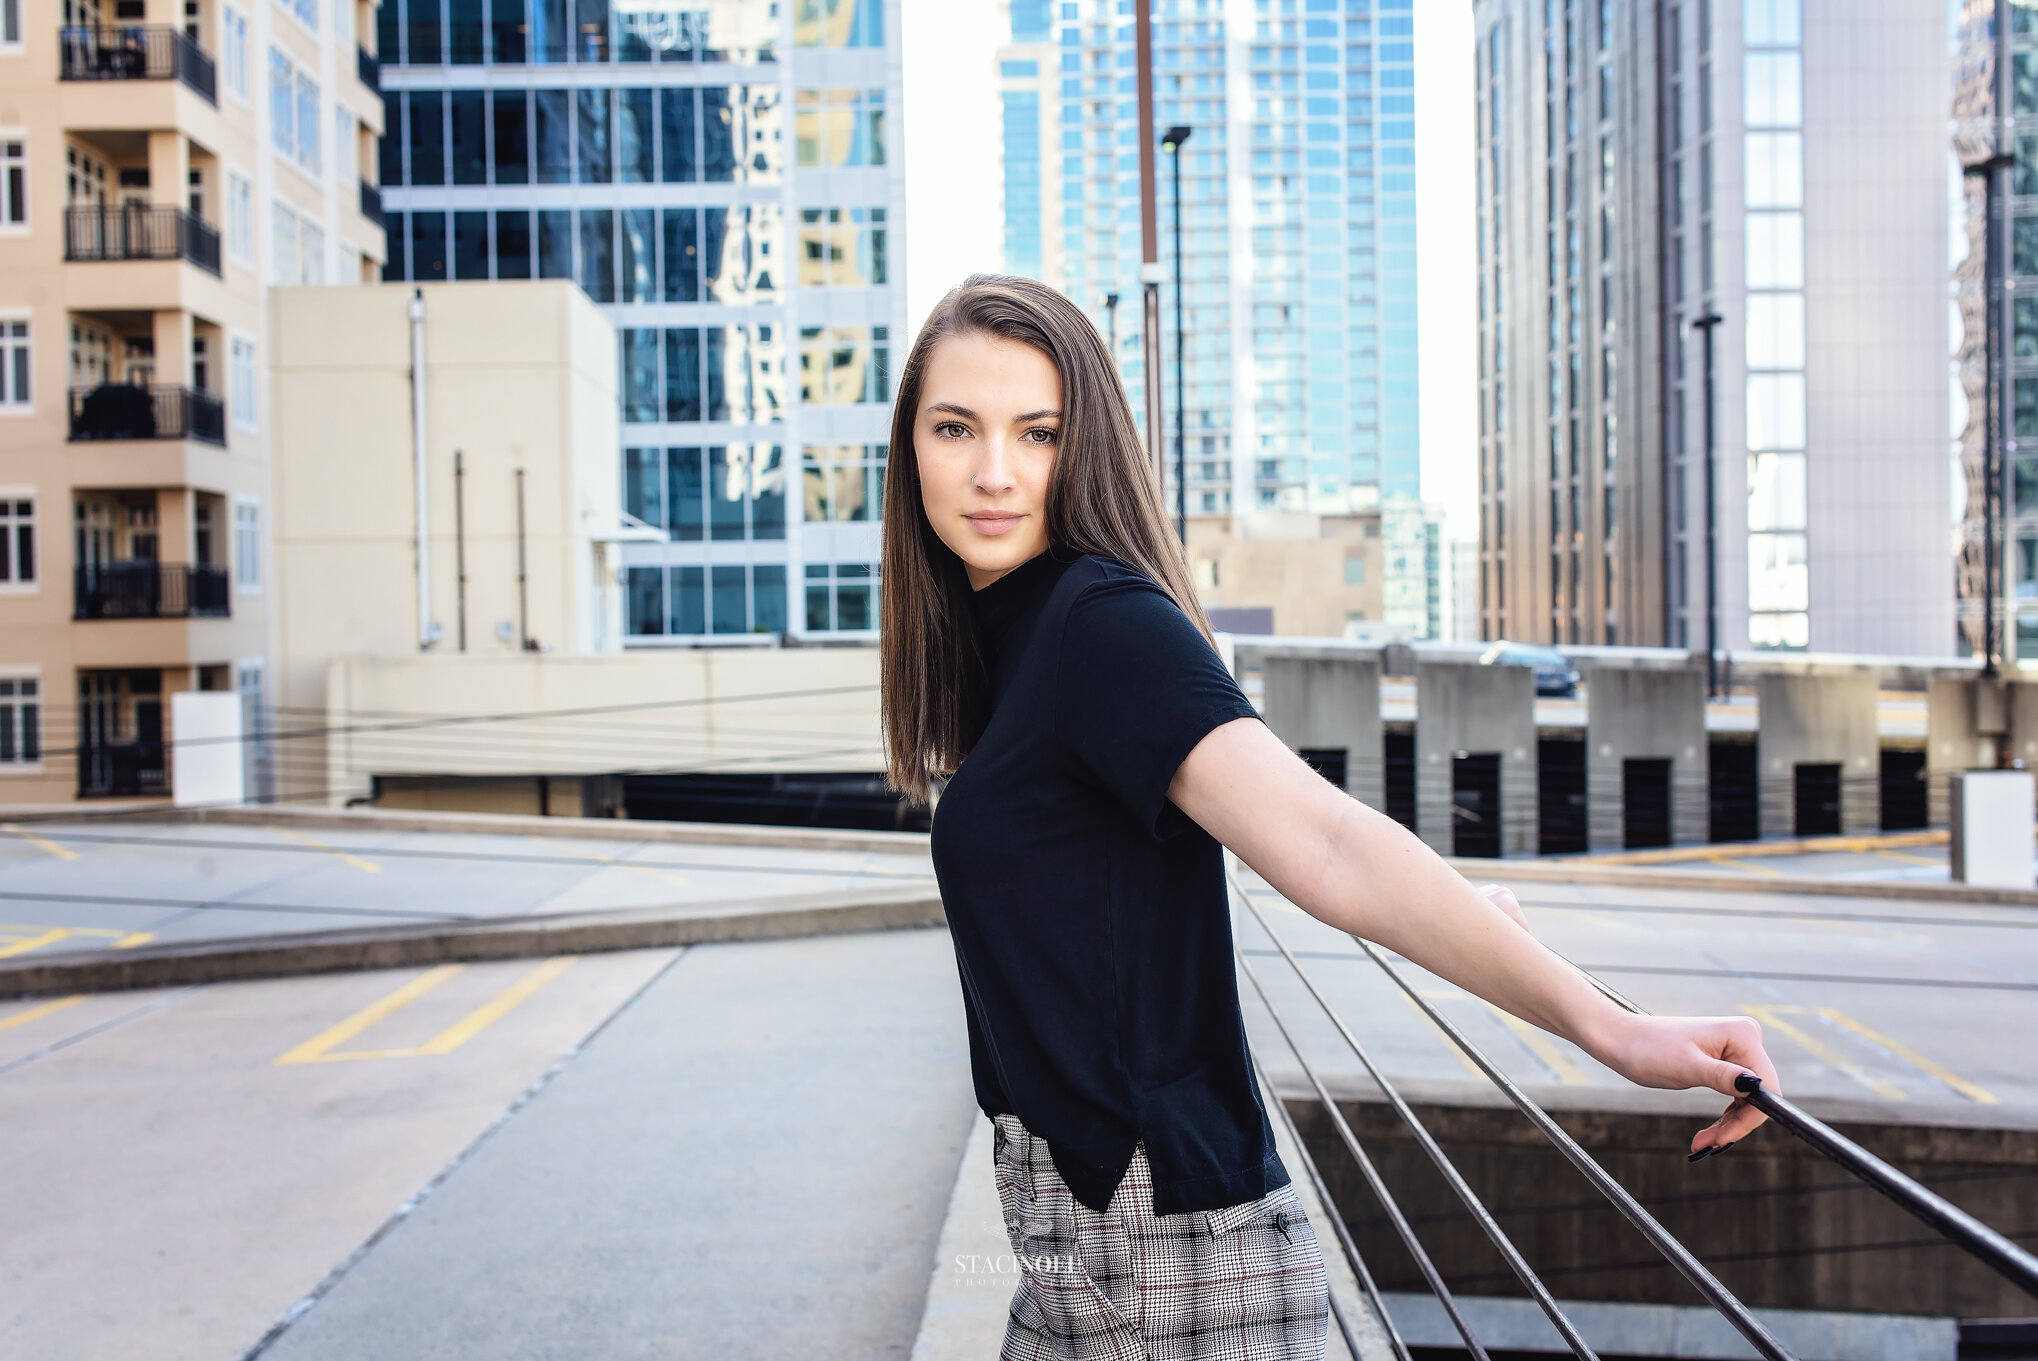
880;273;1213;805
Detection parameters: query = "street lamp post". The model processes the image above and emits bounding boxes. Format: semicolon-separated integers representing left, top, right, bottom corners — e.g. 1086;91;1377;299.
1966;150;2015;677
1163;125;1192;544
1692;310;1723;699
1103;292;1120;374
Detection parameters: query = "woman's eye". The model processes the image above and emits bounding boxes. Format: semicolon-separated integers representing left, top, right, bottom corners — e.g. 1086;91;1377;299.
1024;427;1060;444
935;422;969;439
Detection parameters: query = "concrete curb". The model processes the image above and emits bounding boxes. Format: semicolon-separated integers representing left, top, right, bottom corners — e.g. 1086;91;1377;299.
1448;856;2038;908
0;886;947;999
0;801;934;856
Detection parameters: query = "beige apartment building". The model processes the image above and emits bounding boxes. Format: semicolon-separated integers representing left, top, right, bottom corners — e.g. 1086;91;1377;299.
0;0;385;803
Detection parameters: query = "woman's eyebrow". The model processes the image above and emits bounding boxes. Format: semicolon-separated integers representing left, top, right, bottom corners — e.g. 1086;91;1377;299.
1013;408;1062;422
925;401;979;419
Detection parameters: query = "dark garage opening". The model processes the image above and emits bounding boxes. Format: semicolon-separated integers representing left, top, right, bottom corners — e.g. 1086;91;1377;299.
1709;739;1758;843
1537;736;1587;855
1880;747;1928;831
1623;757;1673;849
1794;762;1842;837
1298;747;1348;790
623;772;931;833
1384;726;1416;832
1452;752;1502;859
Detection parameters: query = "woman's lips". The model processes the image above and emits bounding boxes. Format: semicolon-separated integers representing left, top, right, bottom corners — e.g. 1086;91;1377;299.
966;512;1025;536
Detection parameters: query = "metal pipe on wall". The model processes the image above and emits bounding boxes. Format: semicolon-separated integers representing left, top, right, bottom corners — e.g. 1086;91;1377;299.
409;288;439;650
454;449;468;652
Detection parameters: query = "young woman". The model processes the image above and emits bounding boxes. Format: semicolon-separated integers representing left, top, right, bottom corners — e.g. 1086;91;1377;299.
882;275;1780;1360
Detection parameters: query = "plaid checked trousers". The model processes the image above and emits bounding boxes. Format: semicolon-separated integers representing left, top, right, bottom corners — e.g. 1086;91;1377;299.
991;1112;1330;1361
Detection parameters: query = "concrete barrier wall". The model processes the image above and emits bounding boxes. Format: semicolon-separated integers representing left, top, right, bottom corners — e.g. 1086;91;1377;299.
1414;661;1536;857
1581;665;1707;850
1261;652;1384;810
1756;671;1879;836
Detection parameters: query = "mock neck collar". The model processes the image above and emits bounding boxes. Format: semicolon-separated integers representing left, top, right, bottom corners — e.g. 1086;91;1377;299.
967;547;1077;661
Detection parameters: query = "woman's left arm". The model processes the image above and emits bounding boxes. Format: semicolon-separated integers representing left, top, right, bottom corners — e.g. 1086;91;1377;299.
1170;715;1779;1154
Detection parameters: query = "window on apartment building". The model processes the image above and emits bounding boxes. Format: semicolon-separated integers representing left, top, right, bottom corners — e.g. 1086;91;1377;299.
223;9;249;99
796;326;890;405
1;137;24;230
0;319;27;410
795;208;887;287
334;107;357;187
793;0;882;48
804;562;879;632
625;563;787;638
0;677;40;766
793;89;885;168
271;201;298;284
234;499;260;590
230;336;257;429
280;0;317;33
621;445;784;542
799;443;887;522
227;170;254;264
270;49;295;156
0;498;33;584
0;0;20;51
296;71;321;174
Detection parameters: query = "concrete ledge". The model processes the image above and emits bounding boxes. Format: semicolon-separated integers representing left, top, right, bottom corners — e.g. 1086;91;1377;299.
0;886;946;999
0;801;934;857
1447;855;2038;908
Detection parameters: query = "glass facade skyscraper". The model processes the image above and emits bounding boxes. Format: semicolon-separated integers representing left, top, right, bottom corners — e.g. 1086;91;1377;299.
997;0;1416;523
379;0;904;641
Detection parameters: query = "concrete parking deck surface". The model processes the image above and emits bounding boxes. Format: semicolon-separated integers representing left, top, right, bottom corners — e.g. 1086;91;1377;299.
3;838;2033;1359
0;817;937;965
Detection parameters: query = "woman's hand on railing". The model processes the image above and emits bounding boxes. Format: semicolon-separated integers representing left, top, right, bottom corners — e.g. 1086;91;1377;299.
1592;1012;1782;1157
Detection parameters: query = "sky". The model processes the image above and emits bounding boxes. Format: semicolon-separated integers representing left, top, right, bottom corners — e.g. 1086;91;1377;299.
899;0;1478;539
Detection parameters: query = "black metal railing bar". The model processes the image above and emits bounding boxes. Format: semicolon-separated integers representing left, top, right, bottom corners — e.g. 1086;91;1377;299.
357;45;379;90
64;203;222;276
68;383;225;445
1251;1047;1410;1361
73;561;230;619
1325;916;1801;1361
1235;889;1603;1358
1229;863;1805;1361
58;25;215;101
359;180;384;226
1572;975;2038;1299
1233;945;1498;1361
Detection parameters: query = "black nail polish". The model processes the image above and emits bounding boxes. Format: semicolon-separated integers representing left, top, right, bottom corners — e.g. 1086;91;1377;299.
1686;1147;1716;1164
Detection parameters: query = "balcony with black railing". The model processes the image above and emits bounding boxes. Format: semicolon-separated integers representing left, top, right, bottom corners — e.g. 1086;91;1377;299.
69;384;226;446
73;561;230;620
357;45;380;91
359;180;384;227
59;25;217;104
76;740;168;798
65;203;222;276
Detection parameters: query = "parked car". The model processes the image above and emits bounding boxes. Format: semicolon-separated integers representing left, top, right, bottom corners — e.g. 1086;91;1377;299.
1478;640;1580;697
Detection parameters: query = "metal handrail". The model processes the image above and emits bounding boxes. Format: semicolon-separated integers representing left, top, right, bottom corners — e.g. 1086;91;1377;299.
1236;888;1602;1359
1574;975;2038;1298
1229;865;1801;1361
1233;945;1496;1361
1251;1046;1409;1361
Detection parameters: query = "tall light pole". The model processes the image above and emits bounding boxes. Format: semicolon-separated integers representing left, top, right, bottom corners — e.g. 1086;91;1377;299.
1967;150;2015;677
1103;292;1120;373
1134;2;1165;485
1163;125;1191;544
1692;310;1723;698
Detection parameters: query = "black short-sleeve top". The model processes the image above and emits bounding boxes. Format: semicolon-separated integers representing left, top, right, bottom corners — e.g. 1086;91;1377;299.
928;547;1290;1218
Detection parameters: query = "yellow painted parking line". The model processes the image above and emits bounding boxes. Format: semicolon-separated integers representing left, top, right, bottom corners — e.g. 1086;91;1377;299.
1405;990;1495;1080
1742;1004;1908;1102
411;957;576;1055
111;932;155;949
0;928;72;959
271;827;382;874
274;958;576;1065
1481;1003;1590;1084
1585;828;1947;866
274;966;463;1065
1872;849;1943;867
1813;1007;1998;1105
564;844;689;889
1706;854;1786;877
0;996;86;1034
0;824;78;861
